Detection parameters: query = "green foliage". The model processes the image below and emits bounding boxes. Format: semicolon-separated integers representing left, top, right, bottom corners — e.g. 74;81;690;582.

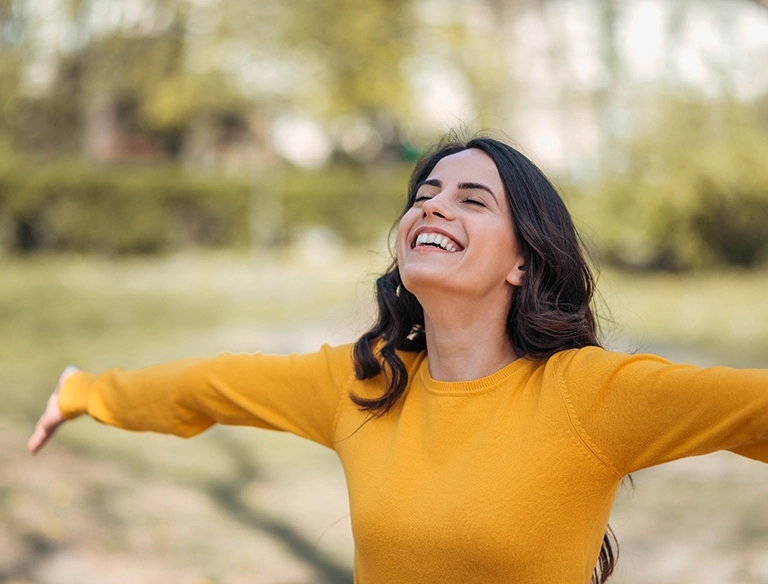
139;72;252;133
0;162;411;254
81;33;184;100
583;94;768;270
0;164;250;253
280;164;410;242
0;53;23;121
0;0;419;160
285;0;415;120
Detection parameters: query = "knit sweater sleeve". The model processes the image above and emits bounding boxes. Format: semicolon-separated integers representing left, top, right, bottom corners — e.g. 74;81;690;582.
554;347;768;477
57;344;354;449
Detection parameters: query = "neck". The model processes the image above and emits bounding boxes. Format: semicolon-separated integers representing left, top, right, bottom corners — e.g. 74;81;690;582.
421;294;518;382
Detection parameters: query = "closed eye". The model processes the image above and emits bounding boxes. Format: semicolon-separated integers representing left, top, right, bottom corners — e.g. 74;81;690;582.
463;198;487;207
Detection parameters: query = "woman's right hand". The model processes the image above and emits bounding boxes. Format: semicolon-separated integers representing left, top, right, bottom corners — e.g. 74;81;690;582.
27;365;79;454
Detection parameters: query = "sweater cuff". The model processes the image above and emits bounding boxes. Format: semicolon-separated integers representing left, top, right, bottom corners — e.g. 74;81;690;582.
58;371;100;420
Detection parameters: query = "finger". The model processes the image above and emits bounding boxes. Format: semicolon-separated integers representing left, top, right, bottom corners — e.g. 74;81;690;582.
28;410;64;454
27;423;51;454
29;365;77;454
29;398;65;456
28;426;44;453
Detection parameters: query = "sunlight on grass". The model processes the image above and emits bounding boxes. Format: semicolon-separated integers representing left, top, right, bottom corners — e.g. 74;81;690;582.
599;268;768;367
0;251;385;418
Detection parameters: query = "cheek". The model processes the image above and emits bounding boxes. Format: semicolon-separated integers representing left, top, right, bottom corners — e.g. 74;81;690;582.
396;209;418;253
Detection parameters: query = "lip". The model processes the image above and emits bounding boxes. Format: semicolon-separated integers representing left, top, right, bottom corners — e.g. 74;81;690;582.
410;226;464;251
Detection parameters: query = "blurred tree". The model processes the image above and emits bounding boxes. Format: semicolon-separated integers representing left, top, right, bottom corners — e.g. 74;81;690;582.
0;0;422;165
79;32;186;159
286;0;414;119
411;0;522;131
0;0;29;149
281;0;417;160
592;93;768;270
0;0;261;166
2;0;768;261
593;0;620;162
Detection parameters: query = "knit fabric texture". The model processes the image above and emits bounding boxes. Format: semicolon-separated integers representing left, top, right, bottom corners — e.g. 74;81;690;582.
59;344;768;583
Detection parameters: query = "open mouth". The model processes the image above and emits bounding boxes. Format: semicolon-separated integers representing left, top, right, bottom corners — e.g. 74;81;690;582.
412;232;462;252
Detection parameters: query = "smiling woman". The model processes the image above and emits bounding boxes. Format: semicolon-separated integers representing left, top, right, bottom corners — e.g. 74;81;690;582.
29;134;768;584
398;149;525;304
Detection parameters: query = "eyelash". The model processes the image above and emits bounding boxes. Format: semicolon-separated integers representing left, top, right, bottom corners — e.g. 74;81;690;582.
463;198;486;207
413;195;486;207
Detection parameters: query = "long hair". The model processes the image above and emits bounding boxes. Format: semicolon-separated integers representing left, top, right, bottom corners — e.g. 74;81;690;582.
352;135;615;583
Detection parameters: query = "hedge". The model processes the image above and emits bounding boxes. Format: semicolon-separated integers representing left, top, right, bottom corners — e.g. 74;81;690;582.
0;162;412;254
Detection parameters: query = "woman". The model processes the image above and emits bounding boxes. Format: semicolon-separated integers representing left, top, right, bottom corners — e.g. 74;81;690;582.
28;136;768;584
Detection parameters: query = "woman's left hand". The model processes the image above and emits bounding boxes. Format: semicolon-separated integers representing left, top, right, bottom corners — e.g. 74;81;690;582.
27;366;79;454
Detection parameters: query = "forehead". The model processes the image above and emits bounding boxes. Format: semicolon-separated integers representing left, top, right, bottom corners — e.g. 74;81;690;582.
427;148;502;188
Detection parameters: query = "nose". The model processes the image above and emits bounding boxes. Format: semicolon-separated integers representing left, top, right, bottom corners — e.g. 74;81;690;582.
421;193;453;220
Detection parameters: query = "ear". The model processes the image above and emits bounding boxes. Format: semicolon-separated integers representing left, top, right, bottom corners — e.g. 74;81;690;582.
505;262;525;287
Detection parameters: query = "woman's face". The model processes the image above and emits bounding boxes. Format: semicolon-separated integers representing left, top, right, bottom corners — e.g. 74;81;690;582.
397;148;525;301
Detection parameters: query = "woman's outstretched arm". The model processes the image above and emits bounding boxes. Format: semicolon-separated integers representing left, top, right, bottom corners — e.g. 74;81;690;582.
554;347;768;476
27;345;354;454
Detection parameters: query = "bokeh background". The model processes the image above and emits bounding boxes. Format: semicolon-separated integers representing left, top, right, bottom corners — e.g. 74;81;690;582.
2;0;768;583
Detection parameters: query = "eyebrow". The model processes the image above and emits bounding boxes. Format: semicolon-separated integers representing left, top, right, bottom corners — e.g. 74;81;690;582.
417;178;499;204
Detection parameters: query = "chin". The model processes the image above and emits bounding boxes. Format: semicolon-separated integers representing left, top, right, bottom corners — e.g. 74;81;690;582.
400;268;456;297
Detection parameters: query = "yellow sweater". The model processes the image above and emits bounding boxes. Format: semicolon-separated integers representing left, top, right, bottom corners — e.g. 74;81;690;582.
59;344;768;583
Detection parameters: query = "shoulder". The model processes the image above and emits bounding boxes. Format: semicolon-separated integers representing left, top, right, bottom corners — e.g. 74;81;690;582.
318;341;425;373
336;340;427;395
545;346;672;376
537;346;678;402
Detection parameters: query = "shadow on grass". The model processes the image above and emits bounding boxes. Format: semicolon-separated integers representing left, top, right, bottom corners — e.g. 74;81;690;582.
0;532;59;582
206;435;354;584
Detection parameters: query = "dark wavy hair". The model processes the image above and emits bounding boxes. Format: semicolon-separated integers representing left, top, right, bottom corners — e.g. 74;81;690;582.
351;135;618;583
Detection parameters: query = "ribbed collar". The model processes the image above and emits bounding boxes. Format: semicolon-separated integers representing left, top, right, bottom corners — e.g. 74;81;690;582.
417;355;533;395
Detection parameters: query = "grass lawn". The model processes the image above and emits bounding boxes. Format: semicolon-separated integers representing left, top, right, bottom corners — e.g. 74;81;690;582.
1;252;767;584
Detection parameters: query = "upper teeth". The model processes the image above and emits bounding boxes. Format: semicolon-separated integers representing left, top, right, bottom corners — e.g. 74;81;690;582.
415;232;457;252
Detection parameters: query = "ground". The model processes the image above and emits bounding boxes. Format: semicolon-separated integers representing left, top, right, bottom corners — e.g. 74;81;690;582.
1;252;767;584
